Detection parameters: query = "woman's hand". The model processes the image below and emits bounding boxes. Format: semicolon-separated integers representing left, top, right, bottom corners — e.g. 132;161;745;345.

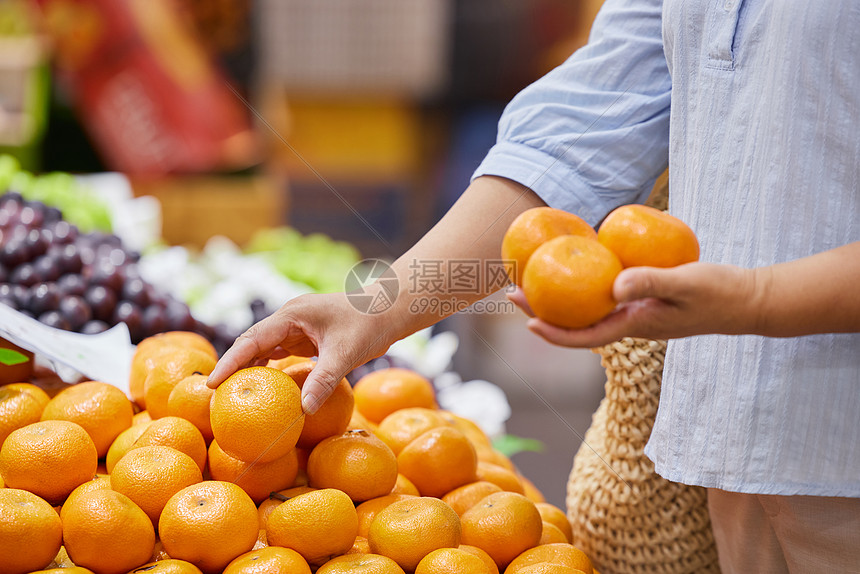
206;292;396;414
509;262;762;347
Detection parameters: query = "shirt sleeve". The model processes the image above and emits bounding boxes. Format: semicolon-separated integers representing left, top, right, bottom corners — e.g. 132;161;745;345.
472;0;671;226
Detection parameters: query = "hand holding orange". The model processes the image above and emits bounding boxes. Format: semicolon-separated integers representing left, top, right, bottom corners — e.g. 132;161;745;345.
505;205;699;329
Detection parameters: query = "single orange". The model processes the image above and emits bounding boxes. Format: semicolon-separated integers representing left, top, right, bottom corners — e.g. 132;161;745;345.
353;368;437;424
126;560;203;574
442;481;504;516
110;445;203;526
459;545;500;574
60;475;112;522
597;204;699;268
167;374;215;442
0;488;63;574
307;429;398;503
131;416;207;472
105;421;151;473
397;426;477;498
502;207;597;285
347;536;371;555
0;420;97;504
415;547;496;574
367;497;461;572
355;494;416;538
144;348;217;420
535;503;573;544
476;461;525;494
391;473;420;496
210;367;305;464
208;440;298;504
317;553;406;573
266;488;359;567
522;236;623;329
256;486;316;530
40;381;133;458
62;489;156;574
375;408;447;455
539;522;569;545
504;543;593;574
158;481;259;574
0;382;50;448
280;360;355;450
222;546;311;574
460;492;543;569
130;332;217;410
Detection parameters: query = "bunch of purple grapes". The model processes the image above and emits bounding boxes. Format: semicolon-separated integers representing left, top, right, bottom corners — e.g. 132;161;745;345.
0;191;235;351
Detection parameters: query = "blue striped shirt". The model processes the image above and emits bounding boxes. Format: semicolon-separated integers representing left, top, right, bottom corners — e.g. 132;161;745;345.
474;0;860;496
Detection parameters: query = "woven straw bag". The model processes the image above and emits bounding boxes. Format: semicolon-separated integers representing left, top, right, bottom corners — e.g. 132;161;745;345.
566;338;721;573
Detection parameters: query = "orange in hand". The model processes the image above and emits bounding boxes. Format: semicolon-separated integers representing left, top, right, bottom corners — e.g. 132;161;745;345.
597;204;699;268
502;207;597;286
522;236;623;329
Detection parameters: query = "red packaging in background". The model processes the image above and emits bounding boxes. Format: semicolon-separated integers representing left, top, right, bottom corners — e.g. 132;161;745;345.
31;0;257;176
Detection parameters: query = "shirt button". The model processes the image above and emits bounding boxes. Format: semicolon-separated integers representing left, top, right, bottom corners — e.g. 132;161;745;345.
724;0;734;9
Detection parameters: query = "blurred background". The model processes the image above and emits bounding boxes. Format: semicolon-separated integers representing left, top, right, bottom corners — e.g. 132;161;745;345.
0;0;609;507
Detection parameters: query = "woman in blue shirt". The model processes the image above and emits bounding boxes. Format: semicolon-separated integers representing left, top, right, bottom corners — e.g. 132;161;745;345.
209;1;860;570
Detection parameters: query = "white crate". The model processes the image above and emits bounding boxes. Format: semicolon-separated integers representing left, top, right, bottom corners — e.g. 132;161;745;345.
257;0;451;97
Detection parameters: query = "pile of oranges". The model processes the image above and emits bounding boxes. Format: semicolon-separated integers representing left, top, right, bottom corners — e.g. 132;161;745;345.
503;205;699;329
0;332;597;574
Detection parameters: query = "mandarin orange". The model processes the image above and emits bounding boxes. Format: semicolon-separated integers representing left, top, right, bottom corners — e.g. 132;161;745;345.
110;445;203;525
0;383;50;448
353;368;436;424
0;420;97;504
210;367;305;464
0;488;63;574
460;492;543;569
62;489;156;574
40;381;133;458
266;488;359;567
166;374;215;442
222;546;311;574
158;481;259;574
504;543;593;574
597;204;699;268
397;426;477;498
307;429;398;502
502;207;597;286
367;497;461;572
415;547;496;574
522;235;622;329
208;440;298;504
316;553;406;574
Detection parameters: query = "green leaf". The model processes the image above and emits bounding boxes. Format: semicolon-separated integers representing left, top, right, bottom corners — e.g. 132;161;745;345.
0;348;30;366
492;434;545;457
